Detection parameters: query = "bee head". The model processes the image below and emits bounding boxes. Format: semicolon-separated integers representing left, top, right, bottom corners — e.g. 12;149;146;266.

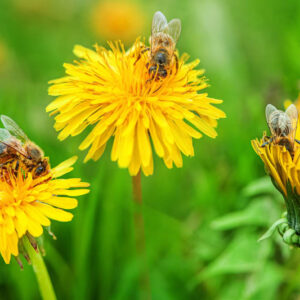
149;65;157;74
25;143;43;161
33;158;50;178
154;50;167;65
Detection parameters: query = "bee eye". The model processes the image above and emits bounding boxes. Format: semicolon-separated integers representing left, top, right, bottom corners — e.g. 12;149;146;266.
35;166;45;176
160;69;167;77
149;66;157;74
156;52;166;65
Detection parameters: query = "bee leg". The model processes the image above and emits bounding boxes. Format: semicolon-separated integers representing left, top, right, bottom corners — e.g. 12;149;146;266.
134;54;141;65
260;141;269;147
141;47;150;54
261;137;273;147
153;84;163;93
147;64;160;82
295;139;300;144
134;47;150;65
174;54;179;74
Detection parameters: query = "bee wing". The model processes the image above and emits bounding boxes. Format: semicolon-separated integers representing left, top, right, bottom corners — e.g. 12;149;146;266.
265;104;277;134
152;11;168;35
164;18;181;44
0;128;12;141
1;115;29;143
285;104;298;141
0;140;29;158
265;104;277;122
0;129;28;158
151;11;168;55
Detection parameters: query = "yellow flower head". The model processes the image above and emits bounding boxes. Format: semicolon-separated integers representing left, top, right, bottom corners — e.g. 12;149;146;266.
47;40;225;176
90;1;145;43
252;138;300;196
252;99;300;246
0;156;89;264
252;102;300;196
252;137;300;245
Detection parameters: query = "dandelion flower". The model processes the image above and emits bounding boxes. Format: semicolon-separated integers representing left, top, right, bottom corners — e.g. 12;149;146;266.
47;40;226;176
90;1;145;43
252;101;300;246
252;138;300;197
0;156;89;264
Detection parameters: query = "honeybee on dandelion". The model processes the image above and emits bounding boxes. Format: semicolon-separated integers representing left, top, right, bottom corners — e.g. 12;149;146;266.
252;98;300;248
0;115;49;178
47;10;225;176
0;115;89;265
148;11;181;78
261;104;300;156
136;11;181;80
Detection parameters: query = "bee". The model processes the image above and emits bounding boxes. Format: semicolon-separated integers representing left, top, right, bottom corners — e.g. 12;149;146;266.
148;11;181;79
262;104;300;155
135;11;181;79
0;115;50;178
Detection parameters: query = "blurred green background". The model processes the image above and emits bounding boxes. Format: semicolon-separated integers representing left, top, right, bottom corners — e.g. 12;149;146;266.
0;0;300;299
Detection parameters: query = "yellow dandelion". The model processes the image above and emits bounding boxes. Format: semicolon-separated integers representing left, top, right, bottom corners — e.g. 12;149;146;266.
47;40;225;176
252;101;300;246
252;138;300;197
252;137;300;245
90;0;145;43
0;156;89;264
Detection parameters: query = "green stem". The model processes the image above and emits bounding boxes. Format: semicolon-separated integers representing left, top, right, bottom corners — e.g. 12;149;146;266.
23;236;57;300
132;171;151;300
285;182;300;234
132;171;145;254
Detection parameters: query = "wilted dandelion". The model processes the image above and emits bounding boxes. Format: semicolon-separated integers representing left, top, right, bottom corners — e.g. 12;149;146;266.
252;101;300;246
90;0;145;43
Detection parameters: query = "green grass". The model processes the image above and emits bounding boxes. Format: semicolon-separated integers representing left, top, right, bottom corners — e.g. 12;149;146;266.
0;0;300;299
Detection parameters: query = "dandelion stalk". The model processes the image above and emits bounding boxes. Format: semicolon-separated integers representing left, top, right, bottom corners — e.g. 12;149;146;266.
132;171;145;252
23;236;57;300
132;171;151;299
